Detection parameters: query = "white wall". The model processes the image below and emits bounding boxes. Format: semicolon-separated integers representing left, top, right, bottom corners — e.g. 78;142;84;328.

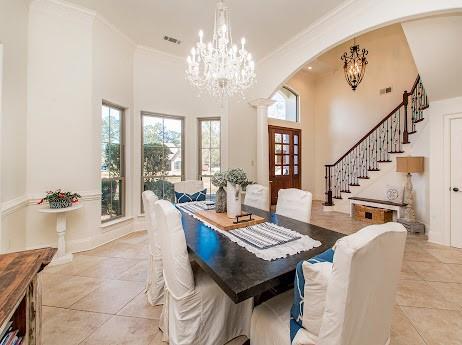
0;0;29;251
403;14;462;102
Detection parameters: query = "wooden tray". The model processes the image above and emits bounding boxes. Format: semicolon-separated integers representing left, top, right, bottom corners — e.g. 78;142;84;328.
195;210;266;231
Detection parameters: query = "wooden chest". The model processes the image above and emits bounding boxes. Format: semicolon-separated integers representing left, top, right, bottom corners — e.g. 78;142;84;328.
353;204;393;224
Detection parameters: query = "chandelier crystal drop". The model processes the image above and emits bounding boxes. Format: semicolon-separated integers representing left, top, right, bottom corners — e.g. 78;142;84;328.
186;0;256;98
341;42;368;91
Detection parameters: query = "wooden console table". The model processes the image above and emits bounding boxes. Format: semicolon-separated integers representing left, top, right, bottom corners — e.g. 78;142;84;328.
349;197;407;220
0;248;56;345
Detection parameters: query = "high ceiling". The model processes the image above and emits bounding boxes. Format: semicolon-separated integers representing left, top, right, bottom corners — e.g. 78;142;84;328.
65;0;346;60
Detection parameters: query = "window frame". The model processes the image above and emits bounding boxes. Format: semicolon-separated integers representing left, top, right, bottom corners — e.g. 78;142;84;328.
268;86;300;123
197;117;221;195
101;101;126;223
141;111;185;198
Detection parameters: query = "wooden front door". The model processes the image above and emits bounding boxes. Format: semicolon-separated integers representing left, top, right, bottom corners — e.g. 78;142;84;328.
269;126;301;205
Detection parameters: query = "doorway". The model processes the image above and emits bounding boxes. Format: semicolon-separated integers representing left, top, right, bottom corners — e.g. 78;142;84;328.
268;125;301;205
450;117;462;248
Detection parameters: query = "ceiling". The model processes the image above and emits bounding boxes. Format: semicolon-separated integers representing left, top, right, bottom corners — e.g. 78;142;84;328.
65;0;346;60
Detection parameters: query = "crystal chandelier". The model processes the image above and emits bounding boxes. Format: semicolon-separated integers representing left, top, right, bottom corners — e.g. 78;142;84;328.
341;41;368;91
186;0;256;98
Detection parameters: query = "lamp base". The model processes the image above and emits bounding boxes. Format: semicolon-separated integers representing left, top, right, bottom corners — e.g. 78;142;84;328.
403;173;417;222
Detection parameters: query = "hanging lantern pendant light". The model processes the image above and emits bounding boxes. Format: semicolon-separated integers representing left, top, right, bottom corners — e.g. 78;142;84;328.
341;40;368;91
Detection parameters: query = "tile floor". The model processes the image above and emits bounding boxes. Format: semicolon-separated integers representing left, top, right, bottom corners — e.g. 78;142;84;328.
41;201;462;345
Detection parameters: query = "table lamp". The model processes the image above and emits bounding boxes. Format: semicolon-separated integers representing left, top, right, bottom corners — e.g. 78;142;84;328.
396;156;424;222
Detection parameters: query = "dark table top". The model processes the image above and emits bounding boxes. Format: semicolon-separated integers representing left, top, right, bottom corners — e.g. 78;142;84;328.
180;205;344;303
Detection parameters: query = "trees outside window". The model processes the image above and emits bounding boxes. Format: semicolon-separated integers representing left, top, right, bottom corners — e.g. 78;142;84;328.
198;118;221;195
142;113;184;201
101;103;125;222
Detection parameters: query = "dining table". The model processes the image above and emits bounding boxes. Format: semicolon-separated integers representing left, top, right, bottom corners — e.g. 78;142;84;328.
180;204;345;304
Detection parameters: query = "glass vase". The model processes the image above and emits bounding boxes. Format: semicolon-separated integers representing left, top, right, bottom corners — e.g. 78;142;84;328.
215;186;227;213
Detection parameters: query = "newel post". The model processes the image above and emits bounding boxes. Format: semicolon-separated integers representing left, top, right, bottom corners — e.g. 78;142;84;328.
323;165;334;206
402;90;410;144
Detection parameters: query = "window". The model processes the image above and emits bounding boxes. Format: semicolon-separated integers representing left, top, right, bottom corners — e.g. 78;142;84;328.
268;86;299;122
101;103;125;222
142;112;184;193
198;118;221;195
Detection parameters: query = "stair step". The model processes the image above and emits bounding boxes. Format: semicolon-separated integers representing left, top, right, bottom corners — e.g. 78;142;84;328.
333;196;343;200
340;190;351;193
349;183;360;187
414;118;425;123
358;176;370;179
377;160;392;163
368;168;380;171
388;151;404;154
408;131;417;135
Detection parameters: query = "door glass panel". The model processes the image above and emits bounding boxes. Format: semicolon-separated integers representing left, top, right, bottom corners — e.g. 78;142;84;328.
275;144;282;154
275;133;282;143
294;166;298;175
294;135;299;145
282;145;290;154
294;155;298;165
294;145;298;155
283;155;290;165
275;155;282;165
283;166;290;175
275;166;282;175
283;134;290;144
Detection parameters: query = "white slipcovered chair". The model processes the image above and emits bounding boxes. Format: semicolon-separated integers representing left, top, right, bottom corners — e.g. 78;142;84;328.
250;222;407;345
276;188;312;223
244;184;270;211
154;200;253;345
142;190;164;305
174;180;204;195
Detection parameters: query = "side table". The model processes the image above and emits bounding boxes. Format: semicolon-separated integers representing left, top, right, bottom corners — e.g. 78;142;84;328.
38;204;82;265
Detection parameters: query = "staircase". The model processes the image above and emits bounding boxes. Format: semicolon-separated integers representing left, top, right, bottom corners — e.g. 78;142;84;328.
323;75;429;206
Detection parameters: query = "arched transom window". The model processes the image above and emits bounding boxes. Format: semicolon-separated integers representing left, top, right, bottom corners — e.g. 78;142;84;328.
268;87;299;122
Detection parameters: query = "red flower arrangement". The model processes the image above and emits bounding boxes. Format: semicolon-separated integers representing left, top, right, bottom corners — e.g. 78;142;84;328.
38;189;81;205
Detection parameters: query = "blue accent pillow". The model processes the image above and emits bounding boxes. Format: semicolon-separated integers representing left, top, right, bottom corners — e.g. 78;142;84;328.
175;189;207;203
290;248;334;343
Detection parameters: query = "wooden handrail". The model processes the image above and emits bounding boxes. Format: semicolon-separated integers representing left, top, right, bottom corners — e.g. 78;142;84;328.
326;75;420;167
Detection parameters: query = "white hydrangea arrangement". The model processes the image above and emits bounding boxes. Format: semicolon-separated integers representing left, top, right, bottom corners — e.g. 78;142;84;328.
211;171;227;188
225;168;248;187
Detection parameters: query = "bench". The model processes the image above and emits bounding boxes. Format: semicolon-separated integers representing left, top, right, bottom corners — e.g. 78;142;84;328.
348;197;407;220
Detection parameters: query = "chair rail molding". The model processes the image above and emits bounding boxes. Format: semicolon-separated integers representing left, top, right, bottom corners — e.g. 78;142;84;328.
250;98;275;186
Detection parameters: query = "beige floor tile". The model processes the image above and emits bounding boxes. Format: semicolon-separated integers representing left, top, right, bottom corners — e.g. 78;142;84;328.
426;248;462;264
400;261;423;281
106;242;150;259
79;242;117;257
117;231;149;245
390;306;426;345
396;280;457;310
117;260;148;282
80;315;159;345
117;292;162;319
402;306;462;345
44;255;105;276
42;306;110;345
76;257;142;280
70;279;144;314
407;261;462;283
42;274;103;308
429;282;462;309
404;246;439;263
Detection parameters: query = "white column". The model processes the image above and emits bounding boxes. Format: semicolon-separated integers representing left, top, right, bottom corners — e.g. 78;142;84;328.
249;98;275;186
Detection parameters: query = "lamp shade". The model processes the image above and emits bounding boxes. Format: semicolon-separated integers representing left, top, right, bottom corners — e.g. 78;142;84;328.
396;156;424;173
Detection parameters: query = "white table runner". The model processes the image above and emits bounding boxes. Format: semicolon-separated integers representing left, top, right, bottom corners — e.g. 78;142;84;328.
177;201;321;261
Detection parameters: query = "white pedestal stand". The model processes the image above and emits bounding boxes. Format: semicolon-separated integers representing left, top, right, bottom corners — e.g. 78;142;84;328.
38;204;82;266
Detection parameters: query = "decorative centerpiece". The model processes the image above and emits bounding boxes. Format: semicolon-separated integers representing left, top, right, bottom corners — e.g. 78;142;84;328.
38;190;81;209
212;172;227;213
225;168;248;218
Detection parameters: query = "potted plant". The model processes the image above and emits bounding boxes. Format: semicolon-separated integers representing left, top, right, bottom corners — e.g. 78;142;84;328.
38;189;81;209
225;168;248;218
212;172;227;213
